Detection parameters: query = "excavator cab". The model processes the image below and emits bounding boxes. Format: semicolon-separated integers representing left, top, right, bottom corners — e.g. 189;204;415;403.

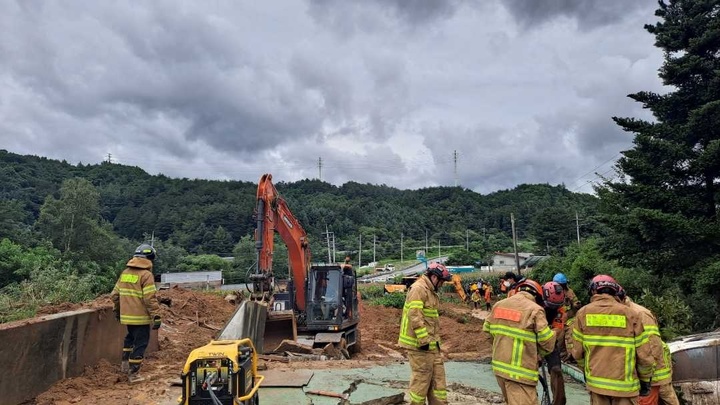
298;264;360;352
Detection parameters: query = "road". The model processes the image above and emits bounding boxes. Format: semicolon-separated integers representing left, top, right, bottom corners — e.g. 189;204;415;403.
359;256;449;283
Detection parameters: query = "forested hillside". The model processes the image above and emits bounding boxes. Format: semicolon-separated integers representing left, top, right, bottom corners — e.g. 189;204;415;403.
0;149;599;259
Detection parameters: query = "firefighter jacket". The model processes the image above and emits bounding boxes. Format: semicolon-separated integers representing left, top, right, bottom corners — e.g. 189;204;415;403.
546;306;566;331
483;291;556;385
571;294;655;397
398;275;441;351
111;257;160;325
625;298;672;386
564;287;581;318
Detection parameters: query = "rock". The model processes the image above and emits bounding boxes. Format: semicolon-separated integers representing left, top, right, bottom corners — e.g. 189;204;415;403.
273;339;314;354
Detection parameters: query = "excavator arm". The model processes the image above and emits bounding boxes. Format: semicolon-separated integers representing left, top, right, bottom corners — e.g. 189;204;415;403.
253;174;311;311
451;274;467;302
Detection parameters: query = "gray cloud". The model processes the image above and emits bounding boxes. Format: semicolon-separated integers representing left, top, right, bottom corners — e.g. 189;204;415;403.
0;0;667;193
501;0;653;29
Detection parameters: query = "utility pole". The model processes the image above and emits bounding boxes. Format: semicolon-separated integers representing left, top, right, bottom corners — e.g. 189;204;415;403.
373;235;376;264
438;236;441;258
511;213;521;274
325;225;332;262
466;229;469;251
425;229;428;255
401;232;404;263
453;150;458;187
106;153;112;164
358;234;362;267
318;157;323;180
575;211;581;245
332;232;336;262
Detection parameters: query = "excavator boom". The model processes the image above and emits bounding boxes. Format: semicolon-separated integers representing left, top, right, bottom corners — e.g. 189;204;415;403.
253;173;311;311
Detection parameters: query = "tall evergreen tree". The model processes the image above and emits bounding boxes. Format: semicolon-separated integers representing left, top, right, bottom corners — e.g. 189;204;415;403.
600;0;720;325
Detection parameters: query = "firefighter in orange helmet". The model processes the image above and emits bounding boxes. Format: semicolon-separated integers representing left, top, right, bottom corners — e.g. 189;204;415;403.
543;281;567;405
398;262;453;405
618;287;680;405
571;275;655;405
484;279;556;405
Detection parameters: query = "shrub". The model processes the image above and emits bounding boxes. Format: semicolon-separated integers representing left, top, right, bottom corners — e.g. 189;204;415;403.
359;284;385;300
636;288;692;340
370;292;406;309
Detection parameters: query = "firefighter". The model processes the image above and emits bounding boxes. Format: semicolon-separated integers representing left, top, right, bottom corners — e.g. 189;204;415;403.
504;271;526;297
398;262;453;405
543;281;567;405
483;282;493;311
471;288;482;309
571;275;655;405
483;279;556;405
111;244;161;383
553;273;581;316
618;288;680;405
553;272;581;362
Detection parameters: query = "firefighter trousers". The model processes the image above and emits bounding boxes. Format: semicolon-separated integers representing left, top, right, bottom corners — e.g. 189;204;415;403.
123;325;150;373
590;392;638;405
407;349;447;405
545;348;566;405
495;376;538;405
658;383;680;405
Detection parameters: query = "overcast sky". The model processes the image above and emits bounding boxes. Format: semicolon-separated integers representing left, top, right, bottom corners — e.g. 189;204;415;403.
0;0;665;193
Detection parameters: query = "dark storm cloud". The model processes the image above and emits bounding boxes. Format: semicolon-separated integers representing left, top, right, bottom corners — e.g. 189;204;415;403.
1;1;328;160
502;0;653;29
305;0;467;37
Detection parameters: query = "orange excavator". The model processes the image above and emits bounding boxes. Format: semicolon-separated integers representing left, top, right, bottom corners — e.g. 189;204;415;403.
250;174;360;354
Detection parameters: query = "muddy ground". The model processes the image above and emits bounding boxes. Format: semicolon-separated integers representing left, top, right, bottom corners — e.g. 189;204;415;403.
25;288;497;405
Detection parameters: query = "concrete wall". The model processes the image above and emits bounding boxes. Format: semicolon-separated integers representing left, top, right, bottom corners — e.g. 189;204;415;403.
0;306;158;405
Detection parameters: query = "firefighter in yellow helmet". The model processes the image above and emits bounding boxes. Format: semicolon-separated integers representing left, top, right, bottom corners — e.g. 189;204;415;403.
111;244;161;383
483;279;556;405
571;275;655;405
618;287;680;405
398;262;452;405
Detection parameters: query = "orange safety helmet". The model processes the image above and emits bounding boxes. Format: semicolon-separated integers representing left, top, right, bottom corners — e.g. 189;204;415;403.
589;274;621;296
426;262;452;281
542;281;566;309
514;279;543;300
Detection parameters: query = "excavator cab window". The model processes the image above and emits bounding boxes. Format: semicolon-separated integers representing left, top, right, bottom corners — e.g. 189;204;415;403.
309;269;341;322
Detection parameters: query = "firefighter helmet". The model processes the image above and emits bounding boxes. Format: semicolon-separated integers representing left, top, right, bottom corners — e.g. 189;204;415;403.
589;274;620;296
515;279;543;299
426;262;452;281
553;273;568;285
542;281;565;309
133;243;156;262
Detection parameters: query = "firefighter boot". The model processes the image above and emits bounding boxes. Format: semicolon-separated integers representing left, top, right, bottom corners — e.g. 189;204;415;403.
128;358;146;383
121;347;132;373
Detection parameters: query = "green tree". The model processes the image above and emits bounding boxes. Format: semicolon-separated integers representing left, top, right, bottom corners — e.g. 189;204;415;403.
36;178;101;253
599;0;720;329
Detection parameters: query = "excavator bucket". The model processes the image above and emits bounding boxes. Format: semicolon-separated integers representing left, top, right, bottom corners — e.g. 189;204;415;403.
262;310;297;353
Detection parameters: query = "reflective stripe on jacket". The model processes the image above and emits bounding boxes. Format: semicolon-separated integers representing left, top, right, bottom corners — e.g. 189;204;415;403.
483;291;556;385
398;275;441;351
111;257;160;325
626;299;672;386
571;294;655;397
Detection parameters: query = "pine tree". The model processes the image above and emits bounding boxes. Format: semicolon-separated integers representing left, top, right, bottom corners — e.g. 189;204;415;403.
600;0;720;315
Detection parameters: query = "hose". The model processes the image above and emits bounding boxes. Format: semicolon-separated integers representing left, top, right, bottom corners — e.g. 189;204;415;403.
203;371;223;405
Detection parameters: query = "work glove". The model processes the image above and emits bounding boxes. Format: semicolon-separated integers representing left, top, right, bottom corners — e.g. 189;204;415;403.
639;381;650;397
418;344;430;351
152;316;161;330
